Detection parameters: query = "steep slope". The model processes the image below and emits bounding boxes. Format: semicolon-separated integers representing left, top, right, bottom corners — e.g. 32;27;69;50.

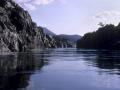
43;28;81;48
43;27;56;36
0;0;56;52
53;35;76;48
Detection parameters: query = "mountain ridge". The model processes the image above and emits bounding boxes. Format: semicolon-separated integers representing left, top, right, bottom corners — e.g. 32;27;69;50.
43;28;81;42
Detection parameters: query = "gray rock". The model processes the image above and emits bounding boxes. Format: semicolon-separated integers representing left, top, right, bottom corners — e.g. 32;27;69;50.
0;0;57;52
53;35;76;48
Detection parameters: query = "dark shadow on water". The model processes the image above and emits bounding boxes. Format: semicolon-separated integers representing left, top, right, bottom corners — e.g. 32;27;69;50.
0;51;49;90
94;51;120;69
76;49;120;75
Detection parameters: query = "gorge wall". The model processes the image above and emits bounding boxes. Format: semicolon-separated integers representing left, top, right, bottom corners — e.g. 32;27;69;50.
0;0;57;52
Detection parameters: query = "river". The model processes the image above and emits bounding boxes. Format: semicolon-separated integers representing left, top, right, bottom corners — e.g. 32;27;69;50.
0;48;120;90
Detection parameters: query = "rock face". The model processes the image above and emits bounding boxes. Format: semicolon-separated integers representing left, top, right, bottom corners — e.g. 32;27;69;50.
43;27;56;36
53;35;81;48
43;28;80;48
53;35;76;48
0;0;56;52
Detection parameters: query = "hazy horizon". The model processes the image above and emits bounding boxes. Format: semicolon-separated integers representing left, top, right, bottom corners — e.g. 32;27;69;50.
15;0;120;35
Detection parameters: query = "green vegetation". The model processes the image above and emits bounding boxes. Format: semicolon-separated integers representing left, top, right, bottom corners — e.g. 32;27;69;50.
77;23;120;49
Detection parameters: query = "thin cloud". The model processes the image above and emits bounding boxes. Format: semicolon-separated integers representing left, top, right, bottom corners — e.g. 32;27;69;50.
95;11;120;19
94;11;120;25
24;3;36;10
14;0;57;10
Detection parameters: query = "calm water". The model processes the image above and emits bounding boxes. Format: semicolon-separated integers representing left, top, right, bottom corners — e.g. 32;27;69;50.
0;49;120;90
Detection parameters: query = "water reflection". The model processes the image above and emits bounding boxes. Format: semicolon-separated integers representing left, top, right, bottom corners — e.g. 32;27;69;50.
0;51;48;90
94;51;120;70
77;49;120;75
0;49;120;90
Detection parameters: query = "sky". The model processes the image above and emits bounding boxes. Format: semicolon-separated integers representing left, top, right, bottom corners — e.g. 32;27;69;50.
15;0;120;35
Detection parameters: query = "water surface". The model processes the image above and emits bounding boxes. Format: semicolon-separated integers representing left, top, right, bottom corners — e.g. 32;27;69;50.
0;48;120;90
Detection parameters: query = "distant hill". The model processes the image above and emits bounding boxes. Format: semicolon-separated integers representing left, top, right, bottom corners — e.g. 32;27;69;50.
43;28;56;36
43;28;81;48
53;34;81;48
53;35;76;48
56;34;81;42
43;28;81;42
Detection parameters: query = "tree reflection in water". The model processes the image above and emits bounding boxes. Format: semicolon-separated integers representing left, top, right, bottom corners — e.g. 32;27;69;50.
76;49;120;75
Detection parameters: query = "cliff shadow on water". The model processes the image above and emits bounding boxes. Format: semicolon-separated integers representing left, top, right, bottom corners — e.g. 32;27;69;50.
0;50;50;90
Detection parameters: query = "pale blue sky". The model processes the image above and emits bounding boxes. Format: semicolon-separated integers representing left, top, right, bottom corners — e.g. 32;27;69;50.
16;0;120;35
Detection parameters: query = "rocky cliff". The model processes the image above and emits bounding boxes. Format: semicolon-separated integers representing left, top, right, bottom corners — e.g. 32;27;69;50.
53;35;76;48
0;0;56;52
43;28;80;48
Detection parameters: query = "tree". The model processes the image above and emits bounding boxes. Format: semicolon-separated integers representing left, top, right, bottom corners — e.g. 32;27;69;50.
77;24;120;49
